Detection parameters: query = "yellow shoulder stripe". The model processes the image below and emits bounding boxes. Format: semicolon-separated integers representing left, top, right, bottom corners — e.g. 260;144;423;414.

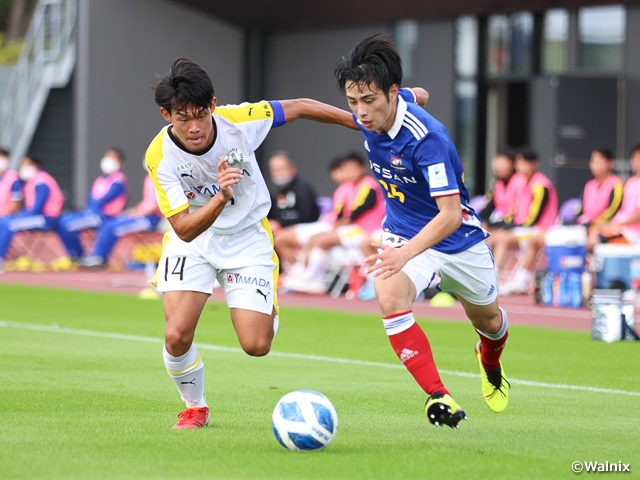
145;128;188;218
216;101;273;124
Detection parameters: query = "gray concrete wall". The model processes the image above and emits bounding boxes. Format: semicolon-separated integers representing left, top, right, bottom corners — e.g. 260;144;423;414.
414;20;455;135
74;0;244;207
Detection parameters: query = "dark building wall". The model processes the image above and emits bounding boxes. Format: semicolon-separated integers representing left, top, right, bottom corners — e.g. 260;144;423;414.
74;0;244;208
28;79;74;207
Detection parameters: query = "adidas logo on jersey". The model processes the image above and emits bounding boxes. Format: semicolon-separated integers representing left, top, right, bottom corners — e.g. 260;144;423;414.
400;348;418;363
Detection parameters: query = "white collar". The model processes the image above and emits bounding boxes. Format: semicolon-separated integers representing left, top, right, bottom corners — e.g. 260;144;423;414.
387;96;407;140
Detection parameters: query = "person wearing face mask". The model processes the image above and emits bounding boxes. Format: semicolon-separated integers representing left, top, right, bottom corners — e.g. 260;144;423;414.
0;155;64;272
55;148;129;261
0;149;24;217
267;151;319;235
79;157;162;268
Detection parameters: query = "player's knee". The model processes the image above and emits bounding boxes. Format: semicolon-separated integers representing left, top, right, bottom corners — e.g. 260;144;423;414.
241;337;272;357
164;326;194;355
376;290;411;318
470;308;501;333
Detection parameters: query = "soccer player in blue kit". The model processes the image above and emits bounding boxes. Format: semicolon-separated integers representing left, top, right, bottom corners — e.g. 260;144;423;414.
335;34;510;428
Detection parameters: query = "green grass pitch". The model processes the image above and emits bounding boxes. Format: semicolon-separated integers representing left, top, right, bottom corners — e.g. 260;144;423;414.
0;284;638;479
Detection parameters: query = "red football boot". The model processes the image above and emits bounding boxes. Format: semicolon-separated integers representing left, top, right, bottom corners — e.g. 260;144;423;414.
172;407;210;429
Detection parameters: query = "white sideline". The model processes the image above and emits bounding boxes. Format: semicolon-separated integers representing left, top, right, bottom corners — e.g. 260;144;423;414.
1;320;639;398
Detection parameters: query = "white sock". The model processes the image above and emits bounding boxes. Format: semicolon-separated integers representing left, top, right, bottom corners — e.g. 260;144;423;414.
476;307;509;340
306;247;329;280
513;268;533;285
273;313;279;339
163;344;207;409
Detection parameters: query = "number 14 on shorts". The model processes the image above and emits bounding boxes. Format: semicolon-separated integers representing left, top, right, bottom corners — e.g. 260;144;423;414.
165;256;186;281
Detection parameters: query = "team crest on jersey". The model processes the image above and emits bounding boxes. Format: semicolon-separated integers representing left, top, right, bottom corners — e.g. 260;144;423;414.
390;156;406;171
225;147;245;167
176;161;194;176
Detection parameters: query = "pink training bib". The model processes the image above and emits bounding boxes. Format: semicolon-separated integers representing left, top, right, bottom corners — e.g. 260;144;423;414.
580;175;623;224
614;176;640;234
514;171;558;227
24;169;64;217
91;171;128;216
0;170;21;216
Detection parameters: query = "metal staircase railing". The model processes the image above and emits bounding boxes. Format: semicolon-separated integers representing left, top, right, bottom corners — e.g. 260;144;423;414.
0;0;77;166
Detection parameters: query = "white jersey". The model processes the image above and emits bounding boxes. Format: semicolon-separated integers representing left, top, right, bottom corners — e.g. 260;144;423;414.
146;101;281;234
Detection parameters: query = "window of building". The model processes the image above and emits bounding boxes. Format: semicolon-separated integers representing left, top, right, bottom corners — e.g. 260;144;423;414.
578;5;626;72
395;19;419;80
455;16;477;78
455;80;478;193
487;12;533;76
542;9;569;74
455;17;479;192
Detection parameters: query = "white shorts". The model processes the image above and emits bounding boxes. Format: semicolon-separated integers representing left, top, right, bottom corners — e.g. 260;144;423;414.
294;221;368;249
157;218;278;315
381;232;498;306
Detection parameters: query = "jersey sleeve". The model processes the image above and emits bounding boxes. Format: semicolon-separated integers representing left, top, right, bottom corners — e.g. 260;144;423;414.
215;101;278;151
414;132;460;197
146;131;189;219
519;184;550;226
398;88;418;104
10;179;23;201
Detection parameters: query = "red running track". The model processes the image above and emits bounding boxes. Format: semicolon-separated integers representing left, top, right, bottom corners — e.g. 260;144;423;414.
0;270;599;331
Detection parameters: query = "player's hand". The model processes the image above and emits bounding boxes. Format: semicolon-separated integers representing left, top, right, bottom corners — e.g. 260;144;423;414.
216;157;243;201
363;242;412;280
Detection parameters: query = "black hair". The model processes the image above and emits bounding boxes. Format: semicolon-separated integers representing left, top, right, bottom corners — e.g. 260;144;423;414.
630;144;640;157
329;151;366;171
0;148;9;157
23;154;42;167
495;146;516;162
590;147;614;161
153;58;214;114
107;147;126;163
335;33;403;98
516;146;539;162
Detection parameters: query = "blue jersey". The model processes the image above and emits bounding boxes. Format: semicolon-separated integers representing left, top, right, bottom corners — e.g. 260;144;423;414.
356;91;485;254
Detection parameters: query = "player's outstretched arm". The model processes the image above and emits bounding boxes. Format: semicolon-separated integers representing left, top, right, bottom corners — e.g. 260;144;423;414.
409;87;429;107
167;159;241;242
279;99;359;130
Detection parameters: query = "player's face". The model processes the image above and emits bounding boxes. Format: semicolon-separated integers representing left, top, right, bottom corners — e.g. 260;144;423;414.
589;152;611;179
340;160;365;183
491;155;514;180
0;152;8;174
161;99;217;153
269;155;296;185
345;81;399;133
515;156;537;179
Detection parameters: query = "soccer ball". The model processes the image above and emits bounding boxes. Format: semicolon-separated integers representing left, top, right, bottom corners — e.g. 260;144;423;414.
271;390;338;451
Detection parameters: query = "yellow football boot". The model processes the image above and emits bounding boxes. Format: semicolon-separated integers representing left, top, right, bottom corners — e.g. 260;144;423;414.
475;342;510;413
425;392;467;428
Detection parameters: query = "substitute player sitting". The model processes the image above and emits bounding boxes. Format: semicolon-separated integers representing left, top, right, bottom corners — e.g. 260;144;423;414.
336;34;510;428
147;58;358;429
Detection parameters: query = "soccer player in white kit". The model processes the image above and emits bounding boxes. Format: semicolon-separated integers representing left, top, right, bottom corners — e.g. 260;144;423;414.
146;58;358;429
